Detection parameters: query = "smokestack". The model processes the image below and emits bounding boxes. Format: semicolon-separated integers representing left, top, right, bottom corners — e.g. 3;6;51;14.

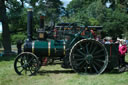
40;16;45;29
27;8;33;41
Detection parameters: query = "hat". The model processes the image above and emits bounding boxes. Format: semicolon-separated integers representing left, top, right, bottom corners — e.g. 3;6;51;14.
120;39;126;45
105;37;112;41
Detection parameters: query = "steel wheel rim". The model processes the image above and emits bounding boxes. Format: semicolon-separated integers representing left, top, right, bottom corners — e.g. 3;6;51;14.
69;39;108;74
14;52;39;76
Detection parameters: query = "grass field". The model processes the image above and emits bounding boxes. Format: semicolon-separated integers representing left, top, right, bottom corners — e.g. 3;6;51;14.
0;55;128;85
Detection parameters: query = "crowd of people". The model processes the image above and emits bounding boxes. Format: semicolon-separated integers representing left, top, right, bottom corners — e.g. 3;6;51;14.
88;29;128;69
100;37;127;68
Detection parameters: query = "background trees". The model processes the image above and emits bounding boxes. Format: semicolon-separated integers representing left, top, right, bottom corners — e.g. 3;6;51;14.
62;0;128;39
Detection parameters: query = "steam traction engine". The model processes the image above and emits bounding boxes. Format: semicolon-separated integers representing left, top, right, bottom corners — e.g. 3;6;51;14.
14;8;119;75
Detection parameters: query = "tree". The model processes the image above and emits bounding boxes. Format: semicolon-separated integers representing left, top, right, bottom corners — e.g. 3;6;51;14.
36;0;63;25
0;0;11;54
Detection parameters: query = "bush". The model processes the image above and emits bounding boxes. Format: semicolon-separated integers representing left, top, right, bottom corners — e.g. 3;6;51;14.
11;33;27;45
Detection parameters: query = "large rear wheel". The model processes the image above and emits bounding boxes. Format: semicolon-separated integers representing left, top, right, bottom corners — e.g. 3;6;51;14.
69;39;108;74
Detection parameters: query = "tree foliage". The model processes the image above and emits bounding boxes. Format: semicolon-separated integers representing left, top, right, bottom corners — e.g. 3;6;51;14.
62;0;128;39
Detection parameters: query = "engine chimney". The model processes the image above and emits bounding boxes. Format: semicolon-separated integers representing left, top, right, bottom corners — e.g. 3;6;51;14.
27;8;33;41
40;16;45;29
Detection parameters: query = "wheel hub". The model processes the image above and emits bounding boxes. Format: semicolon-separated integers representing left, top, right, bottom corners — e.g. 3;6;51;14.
86;54;93;63
23;63;29;68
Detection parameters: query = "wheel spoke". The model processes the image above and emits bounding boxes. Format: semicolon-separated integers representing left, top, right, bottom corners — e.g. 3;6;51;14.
73;54;84;58
32;59;38;64
85;43;89;54
21;58;25;65
19;68;24;73
28;67;33;74
25;68;27;75
17;65;24;68
31;63;37;68
84;64;88;72
89;41;94;53
91;63;99;74
28;57;34;64
24;55;27;61
94;49;104;55
75;58;85;62
76;49;86;56
77;60;85;67
93;61;102;68
95;59;105;63
31;65;37;72
22;55;26;63
91;45;97;54
17;66;22;68
79;43;86;53
80;61;87;70
26;54;29;60
94;54;105;58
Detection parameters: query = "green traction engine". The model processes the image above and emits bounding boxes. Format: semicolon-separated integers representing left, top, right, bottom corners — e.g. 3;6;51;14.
14;8;120;76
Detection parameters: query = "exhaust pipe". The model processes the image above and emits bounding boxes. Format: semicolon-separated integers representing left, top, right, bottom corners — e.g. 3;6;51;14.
27;8;33;41
40;16;44;29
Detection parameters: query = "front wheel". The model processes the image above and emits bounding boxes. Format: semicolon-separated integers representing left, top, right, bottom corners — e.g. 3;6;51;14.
14;52;40;76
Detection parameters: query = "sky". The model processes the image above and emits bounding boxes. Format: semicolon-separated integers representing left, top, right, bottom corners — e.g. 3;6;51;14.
60;0;72;7
0;0;72;33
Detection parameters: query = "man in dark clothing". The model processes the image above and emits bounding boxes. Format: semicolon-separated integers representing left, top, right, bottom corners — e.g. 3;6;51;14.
17;40;23;54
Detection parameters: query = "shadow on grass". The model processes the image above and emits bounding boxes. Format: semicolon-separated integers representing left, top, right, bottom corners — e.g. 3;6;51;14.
104;67;128;75
48;62;62;65
104;69;121;74
0;55;16;62
38;69;125;75
38;70;75;75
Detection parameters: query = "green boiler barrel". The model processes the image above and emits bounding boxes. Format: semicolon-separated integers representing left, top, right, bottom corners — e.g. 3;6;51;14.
24;40;66;57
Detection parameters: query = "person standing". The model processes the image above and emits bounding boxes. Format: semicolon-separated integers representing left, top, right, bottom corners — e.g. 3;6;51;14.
17;40;23;54
119;40;127;67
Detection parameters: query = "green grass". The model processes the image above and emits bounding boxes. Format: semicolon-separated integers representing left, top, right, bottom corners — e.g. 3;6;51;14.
0;55;128;85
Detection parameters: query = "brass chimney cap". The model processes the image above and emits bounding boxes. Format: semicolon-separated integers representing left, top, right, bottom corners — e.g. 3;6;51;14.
40;16;45;19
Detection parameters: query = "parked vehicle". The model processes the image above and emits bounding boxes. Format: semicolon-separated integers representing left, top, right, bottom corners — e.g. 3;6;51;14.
14;8;120;76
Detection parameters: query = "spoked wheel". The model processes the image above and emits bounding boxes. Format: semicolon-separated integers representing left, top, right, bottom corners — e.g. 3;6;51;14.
14;52;40;76
69;39;108;74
